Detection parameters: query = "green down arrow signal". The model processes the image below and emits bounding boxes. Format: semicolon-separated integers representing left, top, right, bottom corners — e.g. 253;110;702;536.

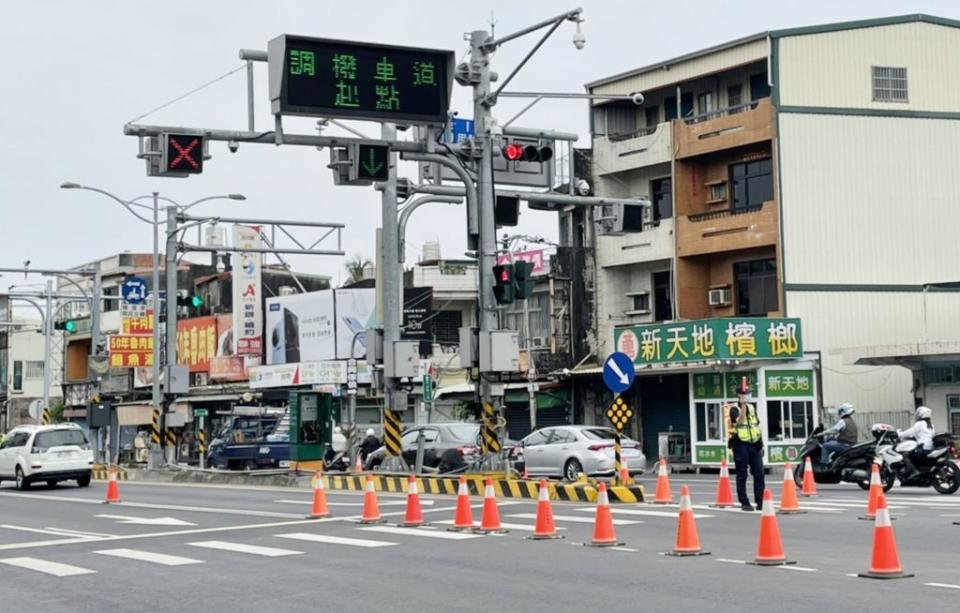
358;145;388;180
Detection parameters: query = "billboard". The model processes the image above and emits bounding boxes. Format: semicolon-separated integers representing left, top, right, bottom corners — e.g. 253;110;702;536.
496;248;551;276
176;316;218;372
249;360;373;389
265;290;335;364
334;288;376;359
210;314;253;382
402;287;432;341
232;225;263;356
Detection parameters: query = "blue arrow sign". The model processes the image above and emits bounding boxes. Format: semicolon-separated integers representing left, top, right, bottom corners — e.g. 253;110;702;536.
449;117;475;144
602;352;635;394
121;276;149;305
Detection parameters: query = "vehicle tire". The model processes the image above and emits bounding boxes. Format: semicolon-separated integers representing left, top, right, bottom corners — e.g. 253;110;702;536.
564;458;584;482
880;466;896;492
793;461;807;486
76;474;91;488
931;461;960;495
15;467;30;491
242;460;256;471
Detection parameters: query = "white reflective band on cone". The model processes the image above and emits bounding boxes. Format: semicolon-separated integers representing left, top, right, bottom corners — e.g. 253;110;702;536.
783;464;794;482
485;484;495;498
408;479;418;495
870;468;881;485
720;460;729;478
458;480;469;496
875;506;893;528
366;478;375;492
539;483;550;502
761;495;775;516
659;461;667;476
598;486;610;507
680;494;693;512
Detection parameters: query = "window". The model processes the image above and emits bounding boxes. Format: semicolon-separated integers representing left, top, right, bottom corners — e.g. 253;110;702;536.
727;84;743;111
523;430;550;447
734;258;779;316
630;293;650;313
664;94;693;120
33;429;88;450
548;429;576;444
644;105;660;129
503;294;549;346
695;402;724;442
400;430;421;446
5;432;30;448
766;400;814;441
103;286;119;312
444;424;479;442
750;72;771;100
664;96;677;121
949;396;960;435
924;365;960;385
12;360;23;392
25;361;44;380
730;158;773;212
708;183;727;202
653;271;672;322
580;428;617;440
872;66;908;102
598;106;637;137
651;177;673;220
697;92;714;116
431;310;462;346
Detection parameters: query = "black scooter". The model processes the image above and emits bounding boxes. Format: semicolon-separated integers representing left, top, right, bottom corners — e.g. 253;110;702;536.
795;424;895;492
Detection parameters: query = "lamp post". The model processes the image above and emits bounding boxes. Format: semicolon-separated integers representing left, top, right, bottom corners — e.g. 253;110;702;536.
60;182;244;465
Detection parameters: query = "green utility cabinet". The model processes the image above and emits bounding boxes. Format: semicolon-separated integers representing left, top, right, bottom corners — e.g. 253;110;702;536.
289;391;333;462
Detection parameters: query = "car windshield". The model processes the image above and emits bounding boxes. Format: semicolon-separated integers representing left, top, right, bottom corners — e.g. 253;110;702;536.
34;429;88;448
445;424;479;442
579;428;617;441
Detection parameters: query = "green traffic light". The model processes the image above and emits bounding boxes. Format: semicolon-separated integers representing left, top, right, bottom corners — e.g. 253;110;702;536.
64;320;77;333
190;295;203;308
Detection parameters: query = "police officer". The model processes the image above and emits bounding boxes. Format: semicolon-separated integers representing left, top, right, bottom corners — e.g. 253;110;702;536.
727;379;765;511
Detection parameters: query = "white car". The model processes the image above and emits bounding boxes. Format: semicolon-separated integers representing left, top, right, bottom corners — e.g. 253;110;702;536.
515;425;647;481
0;424;94;489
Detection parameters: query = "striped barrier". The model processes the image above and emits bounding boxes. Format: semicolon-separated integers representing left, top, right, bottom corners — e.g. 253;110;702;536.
323;473;645;504
151;409;161;445
92;465;129;481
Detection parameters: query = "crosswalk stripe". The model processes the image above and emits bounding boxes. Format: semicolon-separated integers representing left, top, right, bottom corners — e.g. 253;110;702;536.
571;507;714;519
0;557;96;576
277;533;397;548
358;526;483;540
187;540;303;557
434;520;566;532
94;549;203;566
507;513;641;525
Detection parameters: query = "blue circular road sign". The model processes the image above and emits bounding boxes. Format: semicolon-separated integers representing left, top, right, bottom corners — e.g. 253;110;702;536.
121;276;149;305
603;351;636;394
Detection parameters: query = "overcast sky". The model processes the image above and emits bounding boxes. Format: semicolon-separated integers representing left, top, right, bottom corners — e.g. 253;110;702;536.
1;0;955;294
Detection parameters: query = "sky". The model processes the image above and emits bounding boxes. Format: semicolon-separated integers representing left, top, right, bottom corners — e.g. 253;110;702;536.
1;0;956;294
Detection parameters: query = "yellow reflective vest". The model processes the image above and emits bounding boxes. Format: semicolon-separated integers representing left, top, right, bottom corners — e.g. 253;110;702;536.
733;404;762;444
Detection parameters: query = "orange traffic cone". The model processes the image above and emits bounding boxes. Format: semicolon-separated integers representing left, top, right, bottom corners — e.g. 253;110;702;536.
860;463;884;521
666;485;709;556
586;483;621;547
307;470;330;519
103;466;121;504
800;457;818;497
402;475;425;527
476;478;507;534
858;492;913;579
652;458;673;504
448;476;474;531
353;455;364;473
619;457;631;486
750;489;795;566
778;462;805;514
711;457;735;508
358;475;382;524
529;479;562;540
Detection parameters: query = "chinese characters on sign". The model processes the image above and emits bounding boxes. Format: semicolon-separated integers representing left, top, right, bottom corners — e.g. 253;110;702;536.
232;225;263;357
764;370;814;398
495;249;551;276
108;335;154;368
615;318;803;365
120;303;154;335
176;317;217;373
692;372;758;400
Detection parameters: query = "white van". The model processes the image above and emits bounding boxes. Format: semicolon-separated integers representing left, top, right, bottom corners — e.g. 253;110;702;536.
0;424;94;489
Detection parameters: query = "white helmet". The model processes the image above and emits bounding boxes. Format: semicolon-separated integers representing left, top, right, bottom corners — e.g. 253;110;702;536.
334;426;342;434
915;406;932;420
838;403;855;418
366;428;375;437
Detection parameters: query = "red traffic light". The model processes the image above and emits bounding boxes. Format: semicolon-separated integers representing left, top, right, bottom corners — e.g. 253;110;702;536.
503;143;524;161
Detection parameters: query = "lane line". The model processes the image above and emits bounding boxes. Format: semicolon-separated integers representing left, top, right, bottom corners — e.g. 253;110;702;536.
44;527;115;538
433;520;566;532
716;558;746;565
610;546;638;552
274;499;430;507
507;513;641;525
359;526;483;540
570;507;714;519
277;532;397;548
188;540;303;557
0;556;96;576
777;565;818;572
925;582;960;590
94;548;204;566
0;525;101;538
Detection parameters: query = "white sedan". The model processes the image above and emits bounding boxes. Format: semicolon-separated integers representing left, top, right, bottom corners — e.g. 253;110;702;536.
515;425;647;481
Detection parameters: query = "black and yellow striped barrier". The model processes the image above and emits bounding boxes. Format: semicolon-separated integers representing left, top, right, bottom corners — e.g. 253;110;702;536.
323;473;645;504
383;409;402;456
481;403;501;454
92;465;129;481
198;428;206;457
151;409;161;445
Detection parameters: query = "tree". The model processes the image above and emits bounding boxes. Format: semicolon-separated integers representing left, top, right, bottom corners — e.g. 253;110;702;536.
344;254;373;285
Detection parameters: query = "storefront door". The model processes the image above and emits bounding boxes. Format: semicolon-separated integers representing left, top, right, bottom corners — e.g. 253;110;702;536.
637;375;690;461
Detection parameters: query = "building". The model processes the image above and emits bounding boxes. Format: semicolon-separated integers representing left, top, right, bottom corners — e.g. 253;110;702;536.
3;318;62;427
582;14;960;463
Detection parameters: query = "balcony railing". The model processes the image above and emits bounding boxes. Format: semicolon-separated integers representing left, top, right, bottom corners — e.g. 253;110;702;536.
688;205;763;223
683;100;761;125
607;124;659;142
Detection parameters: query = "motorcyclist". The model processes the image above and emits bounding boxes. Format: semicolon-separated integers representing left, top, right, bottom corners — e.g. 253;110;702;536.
359;428;381;462
819;403;858;465
324;426;348;467
897;406;934;480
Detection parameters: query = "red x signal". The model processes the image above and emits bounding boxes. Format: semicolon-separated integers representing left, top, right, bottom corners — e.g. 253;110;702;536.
163;134;204;174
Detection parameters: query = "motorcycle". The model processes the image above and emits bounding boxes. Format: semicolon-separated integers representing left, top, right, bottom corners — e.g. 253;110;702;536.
874;427;960;495
794;423;894;492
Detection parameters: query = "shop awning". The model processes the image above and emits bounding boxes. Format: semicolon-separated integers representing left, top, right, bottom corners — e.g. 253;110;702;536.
571;355;820;377
504;387;568;409
845;341;960;367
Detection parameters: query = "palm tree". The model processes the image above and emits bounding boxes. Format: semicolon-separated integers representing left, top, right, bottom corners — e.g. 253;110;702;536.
344;254;372;284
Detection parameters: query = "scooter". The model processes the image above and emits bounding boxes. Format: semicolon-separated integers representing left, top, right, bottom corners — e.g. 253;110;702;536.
795;424;894;491
874;428;960;494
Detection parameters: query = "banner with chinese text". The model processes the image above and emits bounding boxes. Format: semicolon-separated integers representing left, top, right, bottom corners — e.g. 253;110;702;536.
764;369;814;397
108;335;154;368
177;316;218;372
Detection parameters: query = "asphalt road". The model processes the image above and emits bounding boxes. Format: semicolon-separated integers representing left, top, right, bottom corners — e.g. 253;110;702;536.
0;473;958;612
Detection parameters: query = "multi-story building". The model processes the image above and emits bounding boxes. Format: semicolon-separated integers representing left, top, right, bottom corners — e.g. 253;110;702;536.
583;14;960;463
3;318;62;427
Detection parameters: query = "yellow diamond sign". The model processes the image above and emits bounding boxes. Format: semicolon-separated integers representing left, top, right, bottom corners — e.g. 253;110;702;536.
605;397;633;431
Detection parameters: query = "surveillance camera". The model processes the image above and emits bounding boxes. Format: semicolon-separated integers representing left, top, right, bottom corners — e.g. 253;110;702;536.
630;91;645;106
228;140;239;153
215;256;226;274
572;30;586;50
575;178;591;196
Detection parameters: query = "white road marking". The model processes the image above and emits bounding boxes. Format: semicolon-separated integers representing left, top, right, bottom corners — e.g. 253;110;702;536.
507;513;641;525
44;527;114;538
274;499;431;507
777;565;817;572
571;507;714;519
188;540;303;557
0;556;96;576
434;520;566;532
95;514;197;526
359;526;483;540
277;532;397;548
0;524;101;538
716;558;747;565
610;546;637;552
94;548;203;566
925;582;960;590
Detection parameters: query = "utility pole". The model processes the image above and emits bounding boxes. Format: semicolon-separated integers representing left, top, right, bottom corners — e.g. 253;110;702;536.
42;279;53;411
164;205;179;467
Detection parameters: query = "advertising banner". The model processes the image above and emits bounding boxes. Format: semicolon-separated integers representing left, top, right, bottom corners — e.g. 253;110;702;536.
248;360;373;389
108;335;154;368
496;248;551;276
232;225;263;356
402;287;432;341
121;303;154;335
334;288;376;359
207;314;252;382
176;316;218;372
265;290;336;364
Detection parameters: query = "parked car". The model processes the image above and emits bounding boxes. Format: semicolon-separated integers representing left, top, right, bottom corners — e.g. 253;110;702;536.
512;425;647;481
364;423;487;473
0;424;94;489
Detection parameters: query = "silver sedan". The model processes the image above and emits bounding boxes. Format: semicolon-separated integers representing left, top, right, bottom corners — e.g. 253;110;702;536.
517;425;647;481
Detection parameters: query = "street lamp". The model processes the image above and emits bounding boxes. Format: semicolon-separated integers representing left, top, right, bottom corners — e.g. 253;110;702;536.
60;182;243;465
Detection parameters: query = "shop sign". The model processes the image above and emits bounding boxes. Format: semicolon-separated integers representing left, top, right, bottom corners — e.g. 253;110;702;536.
177;316;218;372
615;318;802;366
692;372;758;400
767;444;802;464
121;303;154;335
764;369;814;398
108;335;154;368
694;445;728;464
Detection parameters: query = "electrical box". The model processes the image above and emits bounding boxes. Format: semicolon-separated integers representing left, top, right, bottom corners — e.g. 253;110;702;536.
385;341;420;378
164;412;186;428
87;401;111;428
479;330;520;372
459;327;478;368
164;365;190;395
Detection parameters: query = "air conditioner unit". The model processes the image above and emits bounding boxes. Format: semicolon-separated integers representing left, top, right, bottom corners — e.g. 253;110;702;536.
642;204;654;224
708;287;732;306
529;337;546;349
595;203;646;235
194;372;209;386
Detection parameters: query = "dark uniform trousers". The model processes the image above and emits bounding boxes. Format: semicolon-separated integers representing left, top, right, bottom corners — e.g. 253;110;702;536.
733;441;765;507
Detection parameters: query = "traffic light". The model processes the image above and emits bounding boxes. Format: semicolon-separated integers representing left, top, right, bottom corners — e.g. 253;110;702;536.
514;260;535;299
162;134;204;175
177;293;204;311
501;140;553;163
492;264;515;305
494;195;519;227
353;144;390;182
54;320;77;334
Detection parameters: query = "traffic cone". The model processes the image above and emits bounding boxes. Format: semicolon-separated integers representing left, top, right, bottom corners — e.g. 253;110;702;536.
353;455;364;473
749;489;795;566
711;457;735;508
860;463;883;521
653;458;673;504
448;476;474;531
103;466;121;504
402;475;425;527
619;457;631;486
800;457;818;497
586;483;621;547
358;475;382;524
778;462;805;514
306;470;330;519
476;478;507;534
529;479;562;540
858;492;913;579
666;485;709;556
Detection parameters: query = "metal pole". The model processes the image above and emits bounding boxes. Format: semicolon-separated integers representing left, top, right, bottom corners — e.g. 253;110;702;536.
150;193;165;464
245;60;255;132
165;206;178;392
42;279;52;412
90;268;102;355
